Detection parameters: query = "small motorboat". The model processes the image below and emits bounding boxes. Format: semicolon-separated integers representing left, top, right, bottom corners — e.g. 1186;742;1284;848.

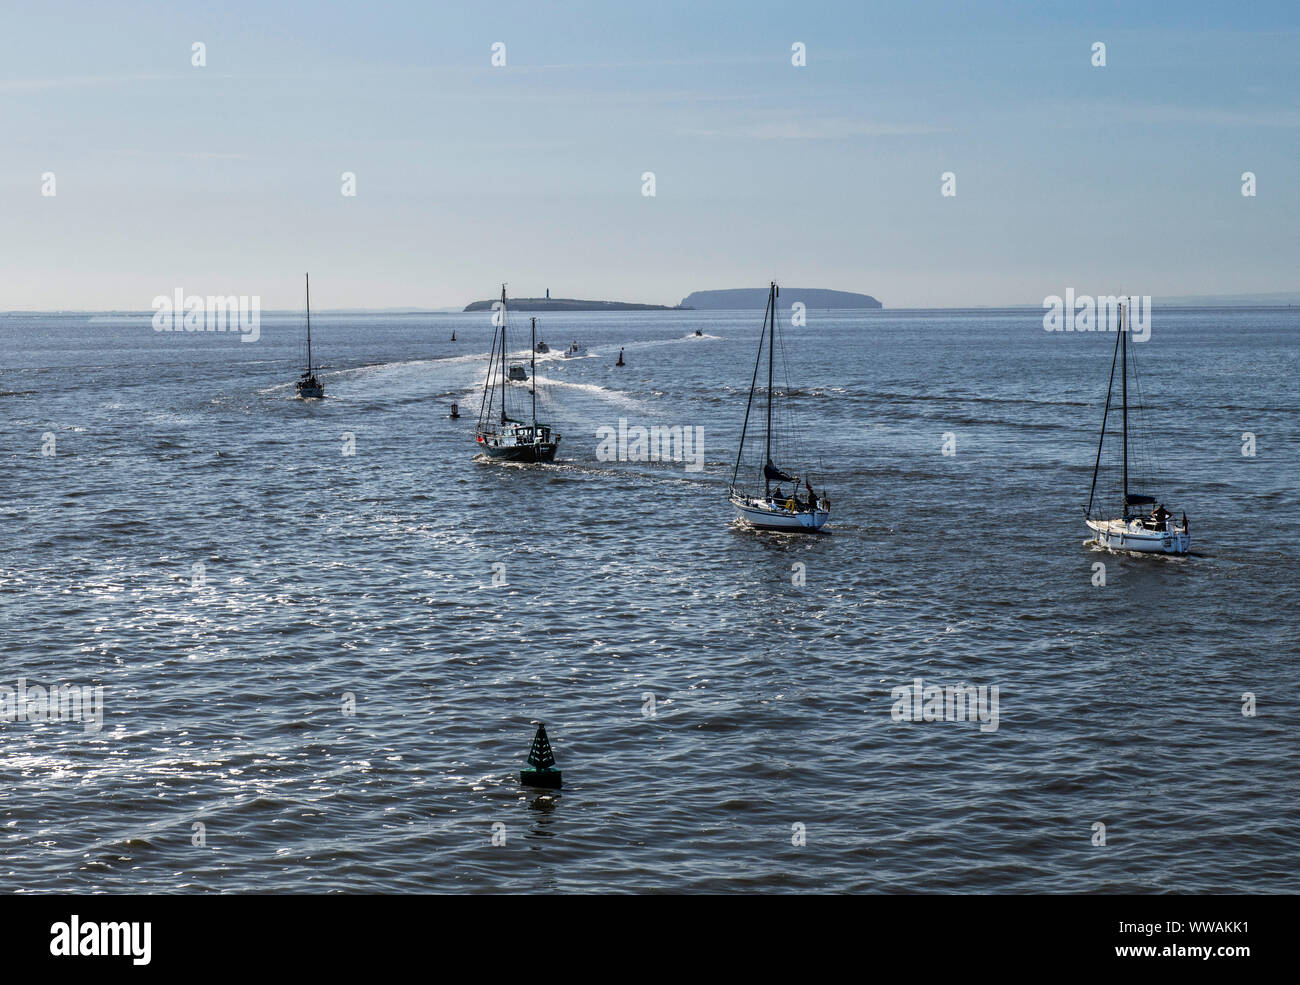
694;329;703;336
535;340;549;353
507;364;528;381
561;340;582;358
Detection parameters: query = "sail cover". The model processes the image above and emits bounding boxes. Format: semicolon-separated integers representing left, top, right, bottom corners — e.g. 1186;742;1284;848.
1125;493;1156;506
764;461;796;483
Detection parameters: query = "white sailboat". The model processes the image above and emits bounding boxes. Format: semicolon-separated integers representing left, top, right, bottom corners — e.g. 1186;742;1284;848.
728;282;830;532
1084;300;1190;554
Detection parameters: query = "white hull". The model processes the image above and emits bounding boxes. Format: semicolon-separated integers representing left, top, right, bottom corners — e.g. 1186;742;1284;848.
730;494;829;532
1086;518;1189;554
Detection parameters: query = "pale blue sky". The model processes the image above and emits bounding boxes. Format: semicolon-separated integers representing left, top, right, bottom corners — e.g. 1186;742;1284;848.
2;0;1297;309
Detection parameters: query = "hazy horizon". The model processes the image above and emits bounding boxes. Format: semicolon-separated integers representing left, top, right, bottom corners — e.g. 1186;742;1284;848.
3;1;1298;309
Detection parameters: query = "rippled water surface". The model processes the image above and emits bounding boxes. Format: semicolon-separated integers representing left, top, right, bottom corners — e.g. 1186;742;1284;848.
1;306;1297;893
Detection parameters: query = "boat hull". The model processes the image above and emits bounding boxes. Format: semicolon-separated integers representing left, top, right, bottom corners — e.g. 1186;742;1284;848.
296;380;324;399
730;494;829;532
477;436;558;463
1087;519;1189;554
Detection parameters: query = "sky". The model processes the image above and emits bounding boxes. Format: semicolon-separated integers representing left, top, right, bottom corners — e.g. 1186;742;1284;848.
2;0;1298;309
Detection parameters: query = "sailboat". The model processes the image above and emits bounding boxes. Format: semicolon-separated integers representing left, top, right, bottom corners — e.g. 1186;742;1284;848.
474;286;560;462
728;282;830;532
1085;299;1189;554
294;273;324;399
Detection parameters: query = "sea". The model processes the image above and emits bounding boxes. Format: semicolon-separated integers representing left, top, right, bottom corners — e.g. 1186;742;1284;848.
1;305;1296;893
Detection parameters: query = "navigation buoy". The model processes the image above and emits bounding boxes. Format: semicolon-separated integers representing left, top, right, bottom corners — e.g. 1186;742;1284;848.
615;347;625;367
449;401;460;419
520;722;562;789
451;330;456;341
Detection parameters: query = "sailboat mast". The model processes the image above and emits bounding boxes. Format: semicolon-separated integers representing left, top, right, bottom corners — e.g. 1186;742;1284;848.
731;301;767;490
499;284;508;424
1087;315;1123;518
1120;300;1129;512
305;272;312;373
530;317;537;426
764;282;776;498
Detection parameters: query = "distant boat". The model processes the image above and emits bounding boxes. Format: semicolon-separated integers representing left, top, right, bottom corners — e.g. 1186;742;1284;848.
507;364;528;382
475;287;560;463
694;329;703;336
535;340;549;353
561;340;582;358
294;272;324;399
1085;299;1190;554
728;282;830;532
615;347;625;366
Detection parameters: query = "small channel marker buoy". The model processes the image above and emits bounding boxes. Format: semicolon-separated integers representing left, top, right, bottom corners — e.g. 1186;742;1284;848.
450;330;456;341
449;401;460;419
615;347;625;367
520;722;561;789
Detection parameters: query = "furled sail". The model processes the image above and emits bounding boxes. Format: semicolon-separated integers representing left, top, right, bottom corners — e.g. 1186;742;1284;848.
764;461;796;483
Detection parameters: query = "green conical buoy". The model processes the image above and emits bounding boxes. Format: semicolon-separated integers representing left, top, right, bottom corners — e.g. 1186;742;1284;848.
520;722;562;789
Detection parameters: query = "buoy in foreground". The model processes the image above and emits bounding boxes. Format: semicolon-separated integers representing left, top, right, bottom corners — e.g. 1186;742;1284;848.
449;401;460;419
615;347;625;367
520;722;562;788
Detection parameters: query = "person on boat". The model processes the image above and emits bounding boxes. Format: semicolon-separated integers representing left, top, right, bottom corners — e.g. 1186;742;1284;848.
805;480;817;512
772;486;784;505
1152;503;1171;530
1182;512;1189;535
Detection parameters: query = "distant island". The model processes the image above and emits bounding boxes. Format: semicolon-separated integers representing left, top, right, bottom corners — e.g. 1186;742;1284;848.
462;288;883;311
464;297;687;312
682;288;882;309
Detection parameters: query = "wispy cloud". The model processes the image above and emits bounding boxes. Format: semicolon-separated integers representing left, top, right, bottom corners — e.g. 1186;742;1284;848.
682;117;951;139
0;73;187;91
1082;102;1300;128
